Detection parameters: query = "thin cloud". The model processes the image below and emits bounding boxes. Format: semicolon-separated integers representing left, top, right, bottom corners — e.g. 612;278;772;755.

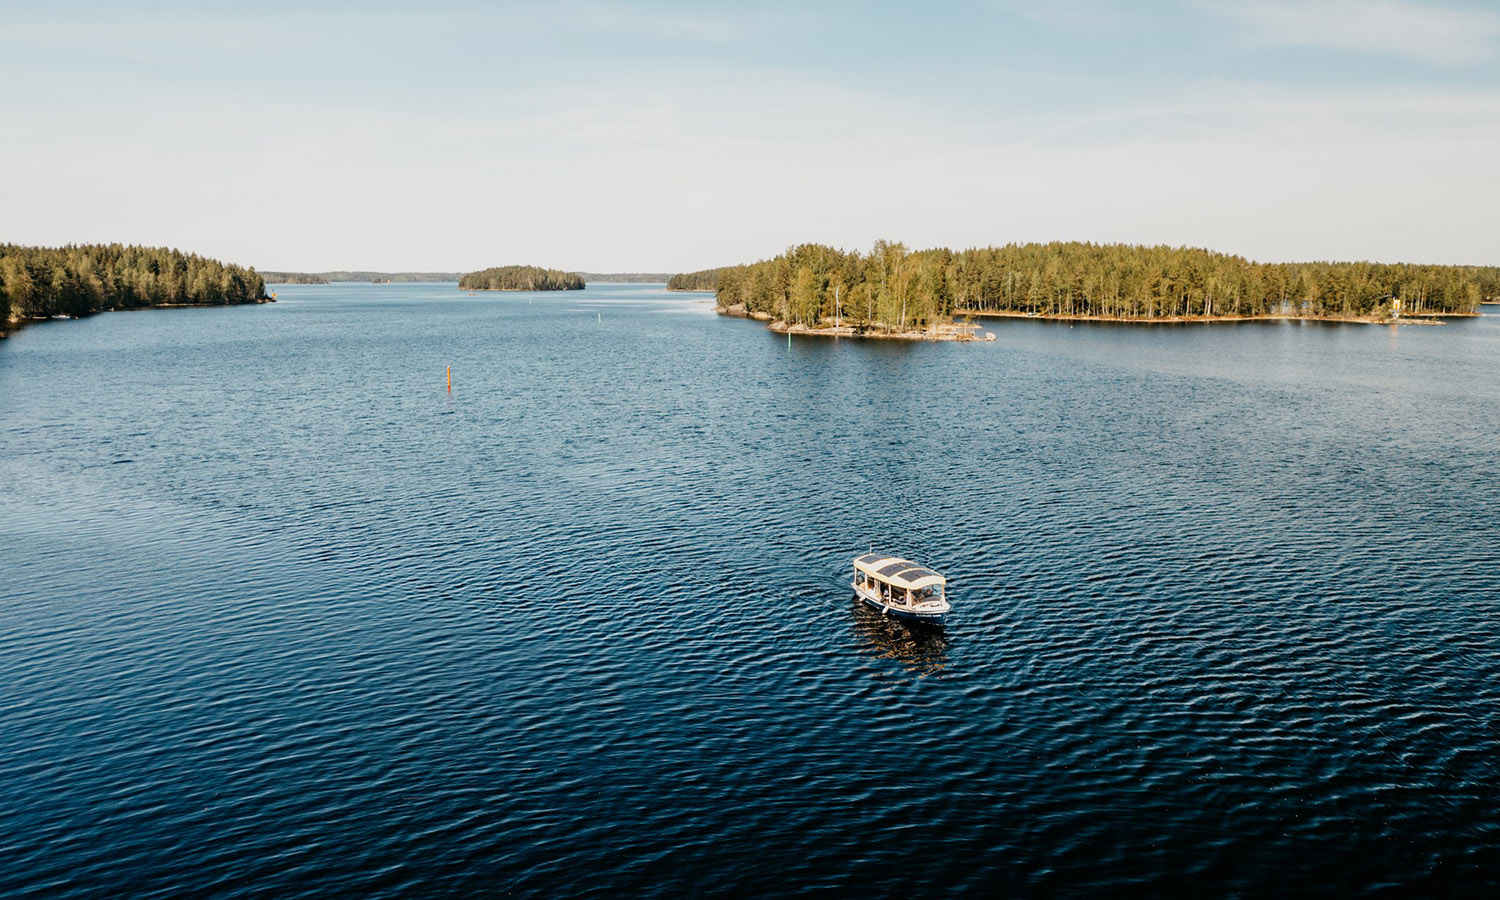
563;3;739;42
996;0;1147;30
1215;0;1500;63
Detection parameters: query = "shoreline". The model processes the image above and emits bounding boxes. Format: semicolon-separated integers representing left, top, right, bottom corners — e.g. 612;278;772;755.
770;322;992;341
716;303;1480;339
717;305;991;342
460;287;584;292
3;297;275;339
717;304;773;322
966;309;1476;325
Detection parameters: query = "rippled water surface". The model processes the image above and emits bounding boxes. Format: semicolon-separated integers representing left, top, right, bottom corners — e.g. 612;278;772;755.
4;284;1500;896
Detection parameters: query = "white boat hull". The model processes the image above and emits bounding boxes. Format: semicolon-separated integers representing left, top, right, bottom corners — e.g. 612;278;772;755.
853;582;948;624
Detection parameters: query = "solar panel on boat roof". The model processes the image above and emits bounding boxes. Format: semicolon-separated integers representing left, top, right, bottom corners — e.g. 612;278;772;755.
899;568;937;581
877;562;910;577
857;553;886;564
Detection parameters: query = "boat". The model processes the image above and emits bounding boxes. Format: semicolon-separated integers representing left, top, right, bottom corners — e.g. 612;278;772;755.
852;553;950;624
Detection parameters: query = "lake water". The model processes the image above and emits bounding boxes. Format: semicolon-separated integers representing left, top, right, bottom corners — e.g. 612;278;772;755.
4;283;1500;896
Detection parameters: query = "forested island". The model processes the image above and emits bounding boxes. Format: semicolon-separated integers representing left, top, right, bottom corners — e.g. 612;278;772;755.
1;244;270;338
710;242;1500;338
666;268;725;291
458;266;584;291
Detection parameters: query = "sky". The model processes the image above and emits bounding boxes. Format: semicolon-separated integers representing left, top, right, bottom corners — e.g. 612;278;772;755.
2;0;1497;271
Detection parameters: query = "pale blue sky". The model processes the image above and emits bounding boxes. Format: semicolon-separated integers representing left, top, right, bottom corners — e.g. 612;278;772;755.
3;1;1497;270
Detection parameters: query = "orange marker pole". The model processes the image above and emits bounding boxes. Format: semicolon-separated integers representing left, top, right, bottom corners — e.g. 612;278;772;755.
447;365;451;392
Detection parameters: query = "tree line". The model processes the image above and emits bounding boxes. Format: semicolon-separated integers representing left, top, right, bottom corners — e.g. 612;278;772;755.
266;270;680;286
1;243;269;336
666;268;725;291
263;271;466;284
458;265;584;291
579;272;674;283
261;272;331;284
708;242;1499;329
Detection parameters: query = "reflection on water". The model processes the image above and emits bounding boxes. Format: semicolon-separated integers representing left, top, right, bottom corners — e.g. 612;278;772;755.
851;597;950;677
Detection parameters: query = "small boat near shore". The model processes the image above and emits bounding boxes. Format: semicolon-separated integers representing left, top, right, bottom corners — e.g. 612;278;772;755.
853;553;950;624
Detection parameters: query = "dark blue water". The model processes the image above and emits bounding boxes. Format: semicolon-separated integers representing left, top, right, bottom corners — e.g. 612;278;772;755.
4;283;1500;897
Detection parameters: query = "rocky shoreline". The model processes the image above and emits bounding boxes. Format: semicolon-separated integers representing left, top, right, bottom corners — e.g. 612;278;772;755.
968;309;1476;326
3;296;276;340
716;304;994;341
714;303;1480;339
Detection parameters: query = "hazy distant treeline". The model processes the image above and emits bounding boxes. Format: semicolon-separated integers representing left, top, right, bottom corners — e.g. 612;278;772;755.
666;268;725;291
578;272;672;283
1;243;269;335
459;266;584;291
264;271;673;285
715;242;1500;328
262;272;331;284
262;271;463;284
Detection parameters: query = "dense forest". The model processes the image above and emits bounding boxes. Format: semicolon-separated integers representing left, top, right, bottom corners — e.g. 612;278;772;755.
459;266;584;291
262;271;463;283
1;244;269;336
666;268;725;291
713;242;1499;329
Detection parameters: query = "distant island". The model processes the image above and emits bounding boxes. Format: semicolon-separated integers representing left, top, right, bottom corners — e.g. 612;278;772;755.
1;244;270;339
459;266;584;292
262;271;463;284
262;272;331;284
666;268;725;291
576;272;672;283
712;242;1500;339
264;270;670;285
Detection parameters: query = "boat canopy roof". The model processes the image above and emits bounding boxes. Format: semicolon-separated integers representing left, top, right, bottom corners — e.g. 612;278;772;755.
854;553;946;590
